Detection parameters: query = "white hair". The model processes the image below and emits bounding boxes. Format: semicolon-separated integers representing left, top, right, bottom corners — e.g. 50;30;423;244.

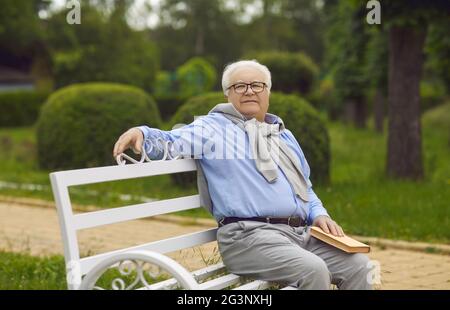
221;60;272;96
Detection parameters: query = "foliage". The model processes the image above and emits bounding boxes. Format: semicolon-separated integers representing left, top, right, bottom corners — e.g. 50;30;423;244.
176;57;218;99
36;83;160;169
0;0;47;57
46;5;159;91
153;57;217;120
420;79;447;112
150;0;241;71
245;51;319;95
0;90;49;127
326;1;370;115
424;18;450;93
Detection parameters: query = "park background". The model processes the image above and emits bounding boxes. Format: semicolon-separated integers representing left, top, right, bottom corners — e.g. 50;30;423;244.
0;0;449;289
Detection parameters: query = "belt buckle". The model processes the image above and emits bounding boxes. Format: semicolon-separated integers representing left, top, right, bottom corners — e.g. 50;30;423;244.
218;218;225;227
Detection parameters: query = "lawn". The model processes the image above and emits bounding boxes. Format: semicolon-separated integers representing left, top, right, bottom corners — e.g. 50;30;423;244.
0;251;66;290
0;251;171;290
0;103;449;243
315;106;450;243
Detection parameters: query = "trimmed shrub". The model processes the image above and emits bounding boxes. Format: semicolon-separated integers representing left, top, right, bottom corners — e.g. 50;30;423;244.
269;93;330;185
176;57;217;99
169;92;226;128
245;51;319;95
36;83;161;169
169;91;330;186
153;71;184;121
0;90;49;127
153;58;217;121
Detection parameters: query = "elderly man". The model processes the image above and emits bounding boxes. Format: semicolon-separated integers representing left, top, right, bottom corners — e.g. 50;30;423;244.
113;60;372;290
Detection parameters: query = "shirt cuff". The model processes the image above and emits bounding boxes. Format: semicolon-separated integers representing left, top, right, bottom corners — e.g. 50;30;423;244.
308;208;330;225
136;125;164;160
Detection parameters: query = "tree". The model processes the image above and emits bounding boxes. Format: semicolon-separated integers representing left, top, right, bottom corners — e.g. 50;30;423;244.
366;28;388;133
383;0;449;179
0;0;51;88
424;18;450;94
237;0;325;64
45;1;158;91
150;0;241;71
277;0;326;63
323;1;370;127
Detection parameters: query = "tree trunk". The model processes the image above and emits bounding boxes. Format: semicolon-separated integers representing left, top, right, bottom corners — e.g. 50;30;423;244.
386;26;426;179
354;99;367;128
374;88;385;133
195;27;204;55
344;99;367;128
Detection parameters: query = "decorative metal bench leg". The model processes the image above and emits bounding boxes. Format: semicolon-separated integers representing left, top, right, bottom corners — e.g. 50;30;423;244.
80;250;200;290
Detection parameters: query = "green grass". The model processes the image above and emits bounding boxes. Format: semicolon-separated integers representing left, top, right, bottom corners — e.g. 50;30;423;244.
0;104;449;242
0;251;66;289
315;103;450;243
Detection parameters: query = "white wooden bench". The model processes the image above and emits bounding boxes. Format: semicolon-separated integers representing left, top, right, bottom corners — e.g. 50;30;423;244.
50;151;281;290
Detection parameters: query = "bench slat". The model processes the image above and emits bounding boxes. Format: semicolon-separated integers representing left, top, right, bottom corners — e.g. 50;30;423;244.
139;263;226;290
193;262;226;282
73;195;201;230
51;159;196;187
198;273;241;290
80;228;218;275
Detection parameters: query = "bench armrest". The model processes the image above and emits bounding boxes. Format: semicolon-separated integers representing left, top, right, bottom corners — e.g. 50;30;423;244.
79;250;199;290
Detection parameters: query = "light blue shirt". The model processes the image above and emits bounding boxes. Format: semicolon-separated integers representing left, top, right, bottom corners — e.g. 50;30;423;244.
138;111;329;224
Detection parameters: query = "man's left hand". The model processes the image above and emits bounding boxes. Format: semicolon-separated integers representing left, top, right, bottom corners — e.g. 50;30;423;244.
312;215;345;237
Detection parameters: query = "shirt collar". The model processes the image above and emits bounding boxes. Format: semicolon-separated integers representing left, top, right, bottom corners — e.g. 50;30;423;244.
265;113;281;124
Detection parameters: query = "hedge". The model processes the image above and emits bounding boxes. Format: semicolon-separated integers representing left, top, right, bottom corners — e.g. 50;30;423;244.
245;51;319;95
36;83;161;169
0;90;49;127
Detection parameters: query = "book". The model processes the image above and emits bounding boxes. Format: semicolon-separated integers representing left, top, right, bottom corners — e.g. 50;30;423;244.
310;226;370;253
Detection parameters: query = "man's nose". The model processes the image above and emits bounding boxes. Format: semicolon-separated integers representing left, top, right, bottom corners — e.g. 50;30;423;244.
244;85;255;95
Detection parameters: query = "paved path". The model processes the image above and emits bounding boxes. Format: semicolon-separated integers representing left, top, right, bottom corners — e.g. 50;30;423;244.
1;201;449;290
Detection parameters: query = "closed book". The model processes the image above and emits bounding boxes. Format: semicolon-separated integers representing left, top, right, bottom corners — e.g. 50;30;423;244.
310;226;370;253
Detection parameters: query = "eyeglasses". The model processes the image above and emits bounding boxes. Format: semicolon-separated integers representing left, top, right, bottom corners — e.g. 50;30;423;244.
227;82;267;94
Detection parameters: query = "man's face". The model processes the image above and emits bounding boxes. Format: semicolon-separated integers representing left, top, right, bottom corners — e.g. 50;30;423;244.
226;67;270;122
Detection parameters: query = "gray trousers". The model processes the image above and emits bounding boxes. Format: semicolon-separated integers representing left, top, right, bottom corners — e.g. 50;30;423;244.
217;221;373;290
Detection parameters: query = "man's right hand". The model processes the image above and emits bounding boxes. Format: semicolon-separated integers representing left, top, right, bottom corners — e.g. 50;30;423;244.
113;127;144;158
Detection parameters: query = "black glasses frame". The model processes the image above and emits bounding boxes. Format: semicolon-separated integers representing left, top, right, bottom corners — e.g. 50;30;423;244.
227;82;267;94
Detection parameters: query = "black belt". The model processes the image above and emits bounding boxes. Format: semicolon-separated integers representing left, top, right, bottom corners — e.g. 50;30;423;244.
218;216;306;228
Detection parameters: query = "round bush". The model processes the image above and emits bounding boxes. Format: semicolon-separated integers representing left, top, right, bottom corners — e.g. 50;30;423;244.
176;57;217;99
169;91;330;185
36;83;161;169
245;51;319;95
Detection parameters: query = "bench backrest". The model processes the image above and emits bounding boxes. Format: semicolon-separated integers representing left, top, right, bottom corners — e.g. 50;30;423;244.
50;159;217;289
